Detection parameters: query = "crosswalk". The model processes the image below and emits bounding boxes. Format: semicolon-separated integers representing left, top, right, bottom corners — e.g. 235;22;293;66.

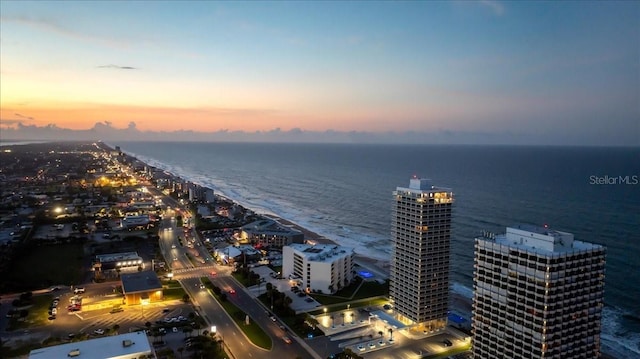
171;265;216;274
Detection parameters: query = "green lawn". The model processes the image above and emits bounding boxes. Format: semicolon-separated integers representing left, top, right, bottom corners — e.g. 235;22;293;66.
310;280;389;305
163;287;187;301
4;243;84;290
6;294;54;330
202;277;272;350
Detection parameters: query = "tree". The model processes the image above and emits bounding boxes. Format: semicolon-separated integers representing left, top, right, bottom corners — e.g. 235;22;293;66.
112;324;120;334
145;321;152;332
182;294;190;303
378;331;383;339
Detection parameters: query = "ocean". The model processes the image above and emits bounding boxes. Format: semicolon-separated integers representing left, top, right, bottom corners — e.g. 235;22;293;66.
113;141;639;357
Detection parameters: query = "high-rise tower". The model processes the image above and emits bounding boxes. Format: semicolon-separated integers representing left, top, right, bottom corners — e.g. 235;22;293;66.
390;176;453;332
472;225;606;359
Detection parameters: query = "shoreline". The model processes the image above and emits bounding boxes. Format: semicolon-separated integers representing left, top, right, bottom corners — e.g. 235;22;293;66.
123;145;624;359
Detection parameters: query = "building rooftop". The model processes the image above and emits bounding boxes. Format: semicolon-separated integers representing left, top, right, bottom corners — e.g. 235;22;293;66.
242;218;303;235
95;252;141;263
120;271;162;294
288;243;354;262
395;176;452;195
480;224;604;254
29;331;151;359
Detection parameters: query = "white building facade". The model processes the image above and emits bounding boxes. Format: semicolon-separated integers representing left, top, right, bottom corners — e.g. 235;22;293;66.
390;177;453;332
472;225;606;359
282;243;354;294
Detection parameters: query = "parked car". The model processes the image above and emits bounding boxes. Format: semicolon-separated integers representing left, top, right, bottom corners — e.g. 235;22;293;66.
74;287;85;294
93;328;105;335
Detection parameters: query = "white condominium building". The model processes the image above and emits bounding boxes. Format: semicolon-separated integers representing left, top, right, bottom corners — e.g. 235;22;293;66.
390;176;453;332
282;243;354;294
472;225;606;359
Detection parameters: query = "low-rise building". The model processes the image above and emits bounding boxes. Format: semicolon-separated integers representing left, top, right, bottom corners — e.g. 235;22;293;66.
240;219;304;247
93;252;144;279
282;243;355;294
29;331;153;359
121;270;163;305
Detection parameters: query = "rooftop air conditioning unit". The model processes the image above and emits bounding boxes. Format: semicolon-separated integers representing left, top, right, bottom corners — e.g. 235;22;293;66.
122;339;134;347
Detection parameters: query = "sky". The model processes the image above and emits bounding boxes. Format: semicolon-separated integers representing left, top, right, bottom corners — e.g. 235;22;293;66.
0;1;638;146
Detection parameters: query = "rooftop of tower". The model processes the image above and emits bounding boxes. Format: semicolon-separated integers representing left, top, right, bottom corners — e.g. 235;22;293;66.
395;176;452;194
479;224;604;254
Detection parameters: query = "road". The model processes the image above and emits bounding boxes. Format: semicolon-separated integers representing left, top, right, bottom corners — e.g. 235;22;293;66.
155;197;318;359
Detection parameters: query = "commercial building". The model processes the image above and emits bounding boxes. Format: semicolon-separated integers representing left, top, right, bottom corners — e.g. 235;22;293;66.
390;176;453;332
93;252;144;280
282;243;355;294
472;225;606;359
120;270;163;305
29;331;153;359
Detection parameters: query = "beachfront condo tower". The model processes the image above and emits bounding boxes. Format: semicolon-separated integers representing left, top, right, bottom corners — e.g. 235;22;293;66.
390;176;453;332
472;225;606;359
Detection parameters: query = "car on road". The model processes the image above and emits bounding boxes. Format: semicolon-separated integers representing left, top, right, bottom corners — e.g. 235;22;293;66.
74;287;85;294
162;308;171;313
228;289;236;294
210;271;217;276
49;286;60;292
270;316;277;322
383;304;391;310
442;339;453;347
282;336;292;344
93;329;105;335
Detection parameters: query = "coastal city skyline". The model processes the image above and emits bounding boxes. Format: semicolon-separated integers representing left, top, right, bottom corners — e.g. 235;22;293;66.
1;1;639;146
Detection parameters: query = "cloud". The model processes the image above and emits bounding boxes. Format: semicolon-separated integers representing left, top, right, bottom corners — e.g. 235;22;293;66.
97;64;138;70
0;118;25;126
479;0;505;16
1;14;142;49
14;113;35;121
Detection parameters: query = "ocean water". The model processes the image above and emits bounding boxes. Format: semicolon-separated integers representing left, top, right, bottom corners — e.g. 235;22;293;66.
113;141;639;357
